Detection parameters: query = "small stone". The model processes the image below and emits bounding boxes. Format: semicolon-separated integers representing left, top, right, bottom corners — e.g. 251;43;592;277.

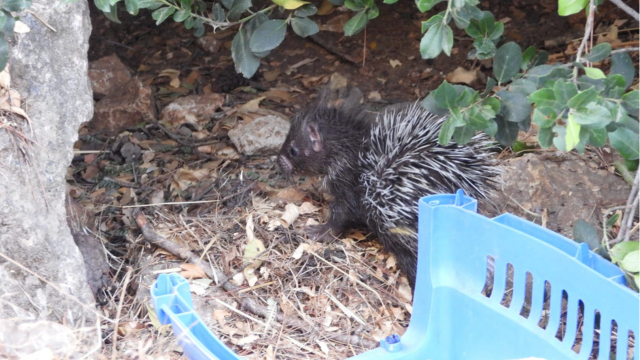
228;115;290;156
88;54;132;98
197;34;223;54
91;78;155;134
161;93;225;129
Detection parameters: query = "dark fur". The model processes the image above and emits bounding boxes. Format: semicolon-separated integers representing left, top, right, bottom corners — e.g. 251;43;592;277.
278;93;498;288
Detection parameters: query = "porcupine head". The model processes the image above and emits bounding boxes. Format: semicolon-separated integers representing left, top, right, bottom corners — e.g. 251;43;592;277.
277;88;371;241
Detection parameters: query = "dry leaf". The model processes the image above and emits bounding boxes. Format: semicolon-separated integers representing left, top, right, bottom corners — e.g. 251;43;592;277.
213;309;231;327
316;340;329;355
297;201;320;214
398;282;413;301
389;59;402;68
368;91;382;101
317;0;334;15
596;25;619;45
446;67;477;85
0;66;10;89
236;335;259;346
241;96;265;111
263;69;281;82
180;263;206;279
264;89;292;103
276;187;306;203
14;20;30;34
280;203;300;227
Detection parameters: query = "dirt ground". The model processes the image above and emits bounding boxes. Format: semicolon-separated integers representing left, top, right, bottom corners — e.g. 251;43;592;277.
74;1;639;359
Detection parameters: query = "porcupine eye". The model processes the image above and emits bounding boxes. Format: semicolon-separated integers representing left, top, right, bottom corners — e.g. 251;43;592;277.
289;147;299;157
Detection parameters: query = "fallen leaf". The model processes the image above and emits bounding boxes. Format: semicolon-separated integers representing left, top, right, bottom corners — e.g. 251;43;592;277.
368;91;381;101
276;187;306;203
446;67;477;85
213;309;231;326
180;263;206;279
317;0;334;15
280;203;300;227
263;69;281;82
389;59;402;68
264;89;292;103
241;96;265;111
14;21;30;34
236;335;260;345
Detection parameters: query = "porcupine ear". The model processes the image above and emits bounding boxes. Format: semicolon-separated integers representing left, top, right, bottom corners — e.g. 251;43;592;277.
305;122;324;152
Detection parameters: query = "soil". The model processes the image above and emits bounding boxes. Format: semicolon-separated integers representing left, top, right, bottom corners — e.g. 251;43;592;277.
76;1;638;359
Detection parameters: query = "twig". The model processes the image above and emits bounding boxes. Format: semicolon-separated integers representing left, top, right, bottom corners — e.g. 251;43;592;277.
618;170;640;243
613;159;636;186
25;10;57;32
608;0;640;21
612;46;640;54
308;34;359;65
573;0;596;83
111;267;132;360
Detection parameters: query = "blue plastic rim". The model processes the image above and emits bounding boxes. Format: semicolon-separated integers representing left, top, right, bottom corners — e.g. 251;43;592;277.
151;189;639;360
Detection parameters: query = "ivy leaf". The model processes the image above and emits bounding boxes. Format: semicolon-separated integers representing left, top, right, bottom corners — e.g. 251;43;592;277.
610;52;636;89
558;0;588;16
420;22;453;59
609;127;640;160
232;27;260;78
250;19;287;53
493;42;522;84
415;0;444;12
572;103;612;128
271;0;309;10
584;67;606;79
622;90;639;115
294;3;316;16
433;81;458;109
124;0;139;15
565;114;581;151
567;87;598;109
497;90;530;123
2;0;30;12
572;220;601;251
610;241;639;264
173;9;191;22
0;37;7;72
584;43;611;63
151;7;176;25
553;79;578;106
291;17;318;37
532;107;556;128
344;11;367;36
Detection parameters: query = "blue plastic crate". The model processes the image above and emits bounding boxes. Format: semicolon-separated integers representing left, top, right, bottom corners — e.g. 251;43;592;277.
151;190;639;360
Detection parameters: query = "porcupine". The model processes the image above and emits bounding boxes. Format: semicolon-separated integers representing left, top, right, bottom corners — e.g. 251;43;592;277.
277;90;500;288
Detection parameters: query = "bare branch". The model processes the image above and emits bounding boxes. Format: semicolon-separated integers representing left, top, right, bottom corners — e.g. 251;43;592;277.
608;0;640;22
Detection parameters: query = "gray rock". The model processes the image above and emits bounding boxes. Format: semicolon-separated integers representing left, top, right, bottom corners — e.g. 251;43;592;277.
0;0;98;353
88;53;132;98
228;115;290;156
494;152;630;238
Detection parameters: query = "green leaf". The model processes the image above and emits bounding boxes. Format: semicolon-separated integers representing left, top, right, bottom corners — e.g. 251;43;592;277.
494;42;522;84
586;127;607;147
344;0;365;11
2;0;31;12
438;117;457;145
528;88;555;108
421;14;443;33
227;0;251;21
184;16;194;29
610;52;636;89
95;0;111;12
212;3;226;21
151;7;176;25
366;4;379;20
451;5;481;29
433;81;458;109
124;0;139;14
453;123;476;144
173;9;190;22
509;78;536;96
565;114;581;151
294;3;316;16
530;51;548;68
420;22;452;59
521;46;536;70
103;3;121;23
572;103;612;128
552;124;567;151
494;114;519;146
415;0;444;12
384;0;399;3
481;77;497;98
538;127;554;147
610;241;639;263
584;43;612;63
472;37;497;60
291;17;318;37
609;127;640;160
250;19;287;52
232;27;260;78
584;67;606;79
573;220;601;251
558;0;588;16
621;250;639;273
344;11;368;36
532;107;556;128
622;90;639;115
0;37;7;72
1;9;12;36
567;87;598;109
193;19;204;37
221;0;234;9
497;90;531;123
138;0;162;9
553;79;578;106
